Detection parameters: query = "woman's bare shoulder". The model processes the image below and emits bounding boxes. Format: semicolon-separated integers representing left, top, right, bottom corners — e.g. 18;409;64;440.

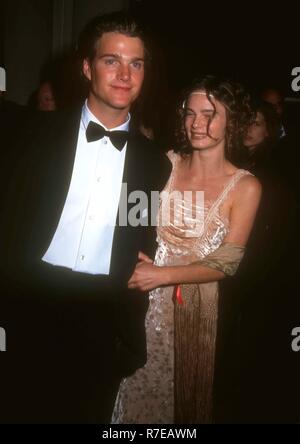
235;173;262;201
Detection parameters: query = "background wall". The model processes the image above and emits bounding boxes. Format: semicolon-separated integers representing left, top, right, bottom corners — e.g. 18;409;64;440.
3;0;53;104
2;0;128;104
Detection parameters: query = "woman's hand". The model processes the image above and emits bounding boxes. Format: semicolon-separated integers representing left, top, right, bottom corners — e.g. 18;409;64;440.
128;251;166;291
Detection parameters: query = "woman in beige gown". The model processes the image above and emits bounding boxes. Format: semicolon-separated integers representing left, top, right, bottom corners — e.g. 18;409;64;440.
112;76;261;424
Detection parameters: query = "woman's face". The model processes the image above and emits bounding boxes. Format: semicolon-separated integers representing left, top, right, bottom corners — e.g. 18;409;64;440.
243;111;268;150
184;91;227;152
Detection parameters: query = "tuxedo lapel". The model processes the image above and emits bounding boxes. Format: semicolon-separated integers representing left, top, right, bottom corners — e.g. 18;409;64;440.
29;107;82;257
47;107;82;209
122;132;148;193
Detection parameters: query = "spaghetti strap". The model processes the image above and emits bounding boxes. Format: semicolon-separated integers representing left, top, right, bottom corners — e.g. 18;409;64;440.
205;169;252;225
164;150;178;193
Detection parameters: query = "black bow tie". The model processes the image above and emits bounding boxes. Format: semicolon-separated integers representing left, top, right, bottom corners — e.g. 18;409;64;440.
86;121;129;151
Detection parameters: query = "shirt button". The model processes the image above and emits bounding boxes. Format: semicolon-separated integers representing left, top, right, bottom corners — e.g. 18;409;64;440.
80;255;85;261
103;139;108;145
97;177;101;182
89;215;94;221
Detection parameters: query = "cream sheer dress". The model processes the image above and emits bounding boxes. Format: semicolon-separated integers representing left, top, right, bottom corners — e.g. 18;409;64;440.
112;151;251;424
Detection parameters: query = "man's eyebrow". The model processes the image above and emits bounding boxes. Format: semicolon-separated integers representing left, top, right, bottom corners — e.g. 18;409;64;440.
98;53;119;59
98;53;145;62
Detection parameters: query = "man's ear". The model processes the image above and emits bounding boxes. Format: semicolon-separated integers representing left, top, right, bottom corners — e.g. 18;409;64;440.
82;59;92;81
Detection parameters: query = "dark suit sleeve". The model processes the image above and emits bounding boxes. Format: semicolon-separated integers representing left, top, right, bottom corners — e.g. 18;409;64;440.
140;145;172;260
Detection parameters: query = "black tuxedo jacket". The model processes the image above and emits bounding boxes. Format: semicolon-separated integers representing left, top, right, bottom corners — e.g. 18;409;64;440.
1;106;171;377
3;106;171;285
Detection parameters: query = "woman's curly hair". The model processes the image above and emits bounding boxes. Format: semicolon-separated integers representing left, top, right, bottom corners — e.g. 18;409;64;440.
172;75;254;162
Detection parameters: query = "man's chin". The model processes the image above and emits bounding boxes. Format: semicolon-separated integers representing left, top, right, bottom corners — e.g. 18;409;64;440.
113;102;130;109
110;100;133;111
111;93;138;110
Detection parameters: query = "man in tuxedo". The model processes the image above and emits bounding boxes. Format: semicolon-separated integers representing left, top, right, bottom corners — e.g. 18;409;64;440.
1;12;170;423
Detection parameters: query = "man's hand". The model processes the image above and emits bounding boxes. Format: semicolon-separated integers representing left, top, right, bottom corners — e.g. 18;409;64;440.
137;251;153;264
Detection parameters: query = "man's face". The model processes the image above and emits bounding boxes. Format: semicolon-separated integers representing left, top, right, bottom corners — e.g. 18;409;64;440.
37;82;56;111
262;89;283;116
184;91;227;152
83;32;145;114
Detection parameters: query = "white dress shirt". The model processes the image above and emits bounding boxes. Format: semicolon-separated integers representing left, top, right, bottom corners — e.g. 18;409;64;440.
42;101;129;275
